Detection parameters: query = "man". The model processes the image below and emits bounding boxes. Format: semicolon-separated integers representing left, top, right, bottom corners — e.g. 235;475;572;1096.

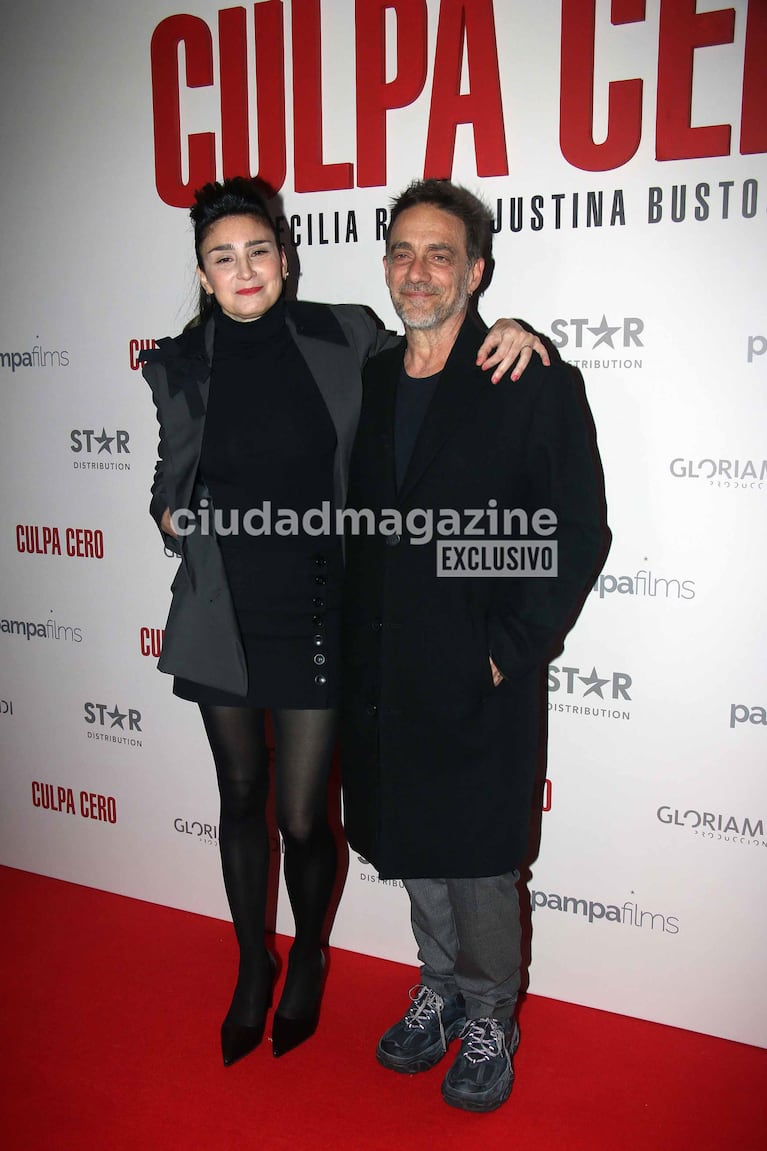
340;179;609;1112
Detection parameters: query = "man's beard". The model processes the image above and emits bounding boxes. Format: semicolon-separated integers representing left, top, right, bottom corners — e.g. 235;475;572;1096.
391;269;472;331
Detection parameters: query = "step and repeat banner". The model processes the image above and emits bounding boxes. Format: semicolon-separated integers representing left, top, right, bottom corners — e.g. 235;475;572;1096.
1;0;765;1047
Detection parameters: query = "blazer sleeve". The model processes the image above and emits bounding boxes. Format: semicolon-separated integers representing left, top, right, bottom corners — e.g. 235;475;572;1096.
142;357;182;557
487;364;610;680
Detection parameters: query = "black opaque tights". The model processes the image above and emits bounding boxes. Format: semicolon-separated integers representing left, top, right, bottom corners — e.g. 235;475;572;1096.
199;705;338;1024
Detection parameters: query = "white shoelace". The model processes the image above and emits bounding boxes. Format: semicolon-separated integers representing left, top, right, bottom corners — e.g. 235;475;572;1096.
404;985;448;1051
457;1019;507;1064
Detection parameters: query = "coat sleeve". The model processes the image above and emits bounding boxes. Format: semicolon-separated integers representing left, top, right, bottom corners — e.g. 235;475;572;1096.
142;358;182;557
487;364;610;681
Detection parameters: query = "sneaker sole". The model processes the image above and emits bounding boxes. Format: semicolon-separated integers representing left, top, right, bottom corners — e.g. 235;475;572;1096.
376;1016;467;1074
440;1024;519;1111
441;1070;513;1113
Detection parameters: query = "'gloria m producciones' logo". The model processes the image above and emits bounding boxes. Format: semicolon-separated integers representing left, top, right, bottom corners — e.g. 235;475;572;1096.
669;458;766;490
173;816;218;846
657;805;765;848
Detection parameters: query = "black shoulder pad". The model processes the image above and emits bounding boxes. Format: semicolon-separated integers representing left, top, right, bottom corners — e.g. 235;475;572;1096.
287;301;350;346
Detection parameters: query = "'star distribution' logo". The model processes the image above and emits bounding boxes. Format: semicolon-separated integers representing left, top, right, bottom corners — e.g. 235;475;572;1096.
669;457;766;491
549;316;644;372
84;701;143;749
657;805;765;849
70;427;131;473
173;817;218;847
531;887;679;934
548;662;632;722
593;562;695;601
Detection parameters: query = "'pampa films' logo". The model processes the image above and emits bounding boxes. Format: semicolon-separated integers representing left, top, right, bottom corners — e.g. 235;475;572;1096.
531;887;679;934
1;610;83;643
70;427;131;473
657;805;765;849
747;335;766;364
84;701;143;749
669;457;766;491
549;315;644;372
730;703;766;730
548;662;632;722
593;562;695;601
0;339;69;372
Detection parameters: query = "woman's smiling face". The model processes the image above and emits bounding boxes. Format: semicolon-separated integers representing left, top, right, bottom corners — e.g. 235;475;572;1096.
196;214;287;322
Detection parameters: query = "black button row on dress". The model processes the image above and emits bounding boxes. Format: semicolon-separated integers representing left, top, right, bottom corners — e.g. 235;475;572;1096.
313;556;328;688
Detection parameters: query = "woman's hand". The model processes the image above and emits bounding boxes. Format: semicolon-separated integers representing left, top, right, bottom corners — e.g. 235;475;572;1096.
161;506;178;538
477;319;550;384
490;657;504;687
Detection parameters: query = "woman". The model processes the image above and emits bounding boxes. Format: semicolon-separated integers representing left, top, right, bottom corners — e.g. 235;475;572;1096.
142;177;545;1067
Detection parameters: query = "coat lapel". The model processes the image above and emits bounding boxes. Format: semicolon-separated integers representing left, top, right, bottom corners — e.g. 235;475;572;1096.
361;344;402;509
163;319;214;516
398;315;492;503
286;303;364;514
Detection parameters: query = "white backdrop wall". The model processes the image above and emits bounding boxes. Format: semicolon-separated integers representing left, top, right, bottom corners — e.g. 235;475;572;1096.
1;0;765;1048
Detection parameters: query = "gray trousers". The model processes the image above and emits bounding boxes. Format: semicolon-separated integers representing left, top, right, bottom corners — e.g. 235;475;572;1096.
403;872;521;1021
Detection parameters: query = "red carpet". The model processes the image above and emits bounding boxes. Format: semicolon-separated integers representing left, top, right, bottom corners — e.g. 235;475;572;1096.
1;866;764;1151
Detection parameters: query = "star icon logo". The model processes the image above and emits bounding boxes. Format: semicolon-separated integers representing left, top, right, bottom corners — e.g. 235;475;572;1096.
107;704;127;729
578;667;610;698
95;427;115;454
587;315;621;349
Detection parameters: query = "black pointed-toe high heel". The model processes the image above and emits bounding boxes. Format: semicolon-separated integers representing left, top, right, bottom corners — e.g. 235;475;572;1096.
221;951;277;1067
271;950;327;1058
221;1018;267;1068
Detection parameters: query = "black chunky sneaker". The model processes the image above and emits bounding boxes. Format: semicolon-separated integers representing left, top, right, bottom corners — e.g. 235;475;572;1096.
376;985;467;1073
441;1017;520;1112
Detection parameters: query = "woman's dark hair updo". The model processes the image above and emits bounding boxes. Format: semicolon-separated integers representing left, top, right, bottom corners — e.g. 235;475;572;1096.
188;177;280;327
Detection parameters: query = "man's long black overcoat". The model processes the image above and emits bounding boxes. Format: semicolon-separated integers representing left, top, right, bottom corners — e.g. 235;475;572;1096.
340;316;609;879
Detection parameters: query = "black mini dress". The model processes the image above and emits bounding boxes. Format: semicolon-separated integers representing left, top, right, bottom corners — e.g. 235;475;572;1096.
173;301;342;709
